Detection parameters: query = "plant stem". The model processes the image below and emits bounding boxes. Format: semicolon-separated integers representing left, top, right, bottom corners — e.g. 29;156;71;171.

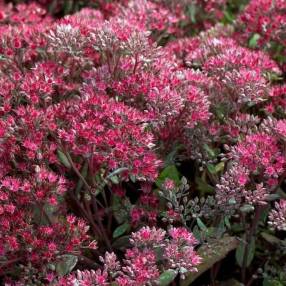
63;148;104;208
241;205;264;284
70;191;102;237
92;195;112;250
0;257;23;270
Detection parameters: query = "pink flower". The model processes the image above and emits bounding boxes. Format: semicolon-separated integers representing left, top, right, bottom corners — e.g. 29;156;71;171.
237;173;249;186
48;242;57;252
275;120;286;138
269;200;286;231
169;227;198;246
130;226;165;246
163;178;176;190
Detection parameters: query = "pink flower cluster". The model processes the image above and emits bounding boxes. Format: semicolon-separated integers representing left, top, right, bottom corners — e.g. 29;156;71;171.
236;0;286;69
0;1;208;281
164;29;283;161
167;34;279;111
59;226;201;286
216;131;285;208
269;199;286;231
130;183;159;225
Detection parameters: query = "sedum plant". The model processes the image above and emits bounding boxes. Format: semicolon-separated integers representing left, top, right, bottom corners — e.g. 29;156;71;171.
0;1;286;286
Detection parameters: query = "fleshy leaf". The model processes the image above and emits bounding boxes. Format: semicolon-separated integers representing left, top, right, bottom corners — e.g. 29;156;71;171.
156;165;180;188
158;269;178;286
113;222;130;238
235;237;255;267
57;150;71;169
56;255;78;276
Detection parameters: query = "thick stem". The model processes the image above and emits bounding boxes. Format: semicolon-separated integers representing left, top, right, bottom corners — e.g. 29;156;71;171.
65;151;91;192
34;195;54;225
0;257;23;270
91;195;112;250
241;169;286;283
210;262;221;286
61;146;112;249
63;148;104;208
241;205;264;284
107;190;113;235
133;54;139;75
70;191;102;237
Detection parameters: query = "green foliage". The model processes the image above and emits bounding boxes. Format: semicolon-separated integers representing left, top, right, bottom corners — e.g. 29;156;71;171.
235;237;255;268
263;279;284;286
195;176;215;195
75;161;88;194
158;269;178;286
113;222;131;238
248;33;261;48
57;150;71;168
112;196;131;224
156;164;181;188
56;255;78;276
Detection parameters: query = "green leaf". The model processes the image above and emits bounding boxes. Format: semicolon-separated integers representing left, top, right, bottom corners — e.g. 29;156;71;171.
164;145;183;166
57;150;71;168
107;167;129;180
197;218;208;232
156;165;180;188
158;269;177;286
265;193;280;201
192;225;202;242
110;175;119;184
215;218;226;237
64;0;74;14
113;222;130;238
195;177;214;195
0;55;6;61
107;167;128;184
56;255;78;276
76;161;88;193
33;204;56;225
235;237;255;268
261;232;281;245
214;104;227;120
112;196;129;224
187;4;197;23
260;206;271;223
48;0;58;14
223;10;234;24
224;216;231;229
215;162;225;173
228;198;237;205
240;204;255;213
263;279;283;286
206;162;225;175
264;71;283;83
112;235;130;250
249;33;260;48
231;223;245;233
203;144;217;158
277;189;286;199
206;163;216;174
130;174;136;183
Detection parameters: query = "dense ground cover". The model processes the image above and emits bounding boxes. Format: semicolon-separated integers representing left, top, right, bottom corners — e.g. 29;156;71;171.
0;0;285;285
